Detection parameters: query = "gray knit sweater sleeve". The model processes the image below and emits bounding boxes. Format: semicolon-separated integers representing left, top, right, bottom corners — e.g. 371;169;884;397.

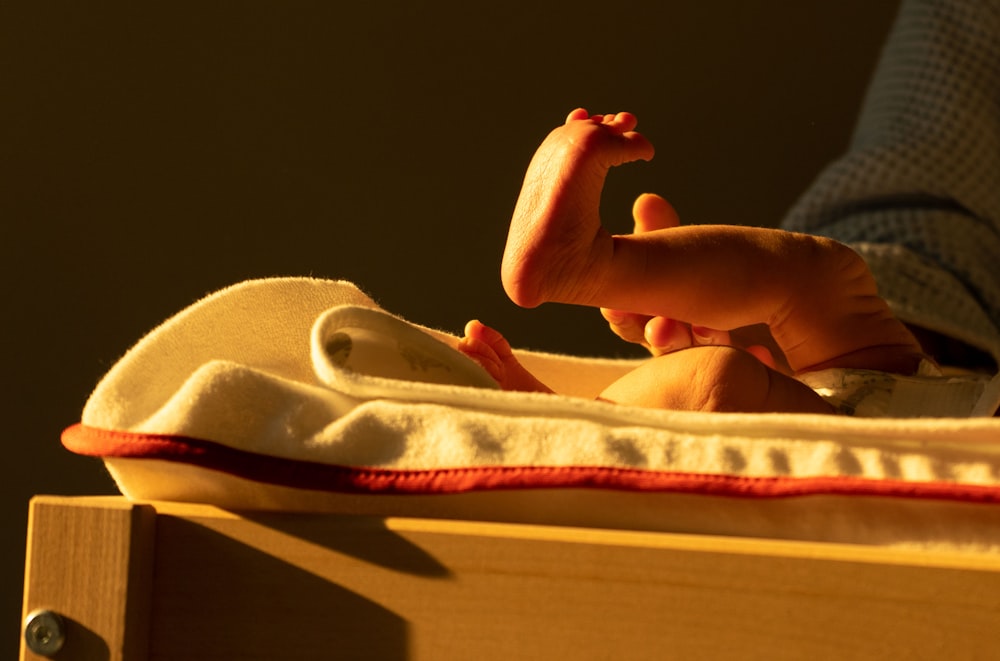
782;0;1000;367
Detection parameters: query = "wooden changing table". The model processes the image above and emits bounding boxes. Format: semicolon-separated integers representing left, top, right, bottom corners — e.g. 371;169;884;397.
20;495;1000;660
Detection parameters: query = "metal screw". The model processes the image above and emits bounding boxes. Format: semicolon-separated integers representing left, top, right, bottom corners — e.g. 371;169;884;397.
24;609;66;656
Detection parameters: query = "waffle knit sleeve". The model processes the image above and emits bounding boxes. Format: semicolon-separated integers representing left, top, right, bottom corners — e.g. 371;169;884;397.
782;0;1000;367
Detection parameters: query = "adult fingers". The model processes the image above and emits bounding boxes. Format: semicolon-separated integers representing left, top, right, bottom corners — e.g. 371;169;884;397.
643;316;695;355
631;193;681;234
601;308;657;352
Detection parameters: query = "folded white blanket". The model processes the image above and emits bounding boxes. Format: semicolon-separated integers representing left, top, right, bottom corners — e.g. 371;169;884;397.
65;277;1000;551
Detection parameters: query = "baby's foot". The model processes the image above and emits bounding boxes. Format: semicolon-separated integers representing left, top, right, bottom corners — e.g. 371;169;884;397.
502;109;655;309
457;320;552;393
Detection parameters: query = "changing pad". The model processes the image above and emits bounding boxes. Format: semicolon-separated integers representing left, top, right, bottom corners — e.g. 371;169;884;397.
63;278;1000;551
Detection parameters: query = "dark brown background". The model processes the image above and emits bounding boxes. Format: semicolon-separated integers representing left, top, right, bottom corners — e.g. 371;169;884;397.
2;1;900;652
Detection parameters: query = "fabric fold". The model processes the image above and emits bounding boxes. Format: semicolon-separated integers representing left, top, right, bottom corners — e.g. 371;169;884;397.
64;277;1000;551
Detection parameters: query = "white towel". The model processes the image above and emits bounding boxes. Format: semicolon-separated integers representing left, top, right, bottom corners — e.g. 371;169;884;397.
66;277;1000;551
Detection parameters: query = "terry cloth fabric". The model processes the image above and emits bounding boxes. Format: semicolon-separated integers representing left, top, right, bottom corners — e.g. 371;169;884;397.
65;278;1000;552
783;0;1000;367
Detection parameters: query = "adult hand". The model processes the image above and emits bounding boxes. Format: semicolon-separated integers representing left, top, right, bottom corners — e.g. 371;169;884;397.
600;193;783;371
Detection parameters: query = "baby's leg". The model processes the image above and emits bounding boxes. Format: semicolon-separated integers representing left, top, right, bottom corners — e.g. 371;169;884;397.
504;110;922;374
502;109;654;309
598;346;834;414
458;320;552;393
459;321;829;413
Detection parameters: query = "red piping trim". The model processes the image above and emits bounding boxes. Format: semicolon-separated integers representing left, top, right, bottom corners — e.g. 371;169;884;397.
61;423;1000;503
